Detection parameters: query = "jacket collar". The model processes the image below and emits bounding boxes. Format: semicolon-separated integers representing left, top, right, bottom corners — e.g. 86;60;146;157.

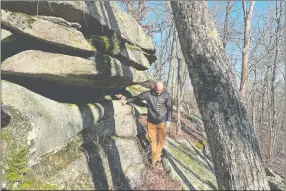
151;89;166;96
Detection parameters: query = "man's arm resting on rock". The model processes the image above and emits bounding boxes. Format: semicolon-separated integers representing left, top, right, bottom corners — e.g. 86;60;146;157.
119;92;148;105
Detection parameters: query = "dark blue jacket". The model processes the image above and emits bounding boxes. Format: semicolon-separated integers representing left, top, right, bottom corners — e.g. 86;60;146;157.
126;90;172;124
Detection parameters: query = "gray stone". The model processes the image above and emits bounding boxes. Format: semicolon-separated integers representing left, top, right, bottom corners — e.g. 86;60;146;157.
268;176;285;191
88;35;152;70
125;85;149;115
1;10;94;52
120;42;151;70
1;80;105;162
35;15;82;30
47;156;95;190
2;50;151;89
162;137;217;190
94;101;139;137
103;137;146;189
1;1;155;52
1;28;13;41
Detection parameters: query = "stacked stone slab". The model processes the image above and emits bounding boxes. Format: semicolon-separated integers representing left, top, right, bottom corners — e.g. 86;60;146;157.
1;1;155;190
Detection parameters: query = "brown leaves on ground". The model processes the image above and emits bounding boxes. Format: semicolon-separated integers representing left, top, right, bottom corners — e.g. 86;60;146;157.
140;162;182;190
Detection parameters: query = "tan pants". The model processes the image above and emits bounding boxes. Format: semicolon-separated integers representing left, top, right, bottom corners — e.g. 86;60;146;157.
147;122;165;163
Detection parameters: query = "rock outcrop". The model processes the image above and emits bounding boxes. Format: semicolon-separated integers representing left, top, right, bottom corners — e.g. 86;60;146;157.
265;167;285;191
1;80;148;190
162;137;217;190
1;1;154;190
2;50;149;89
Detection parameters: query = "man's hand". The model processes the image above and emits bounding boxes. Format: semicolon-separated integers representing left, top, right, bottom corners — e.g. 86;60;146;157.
115;94;125;100
165;121;171;128
118;99;127;105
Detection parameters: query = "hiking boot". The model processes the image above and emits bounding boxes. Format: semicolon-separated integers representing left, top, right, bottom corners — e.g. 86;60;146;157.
149;162;156;169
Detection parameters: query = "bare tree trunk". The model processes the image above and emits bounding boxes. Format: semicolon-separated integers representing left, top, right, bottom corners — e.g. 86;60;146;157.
176;57;182;135
167;28;177;94
171;2;269;190
240;1;255;99
180;61;187;101
252;92;256;130
222;1;233;49
172;62;177;99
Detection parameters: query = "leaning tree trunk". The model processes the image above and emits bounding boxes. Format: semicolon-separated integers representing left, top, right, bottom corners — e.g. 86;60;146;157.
171;2;270;190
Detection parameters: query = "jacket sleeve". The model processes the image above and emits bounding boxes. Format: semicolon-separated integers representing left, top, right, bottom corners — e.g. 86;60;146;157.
165;94;172;122
126;91;148;104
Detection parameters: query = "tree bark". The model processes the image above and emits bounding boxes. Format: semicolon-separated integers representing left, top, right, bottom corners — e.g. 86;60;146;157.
171;2;269;190
240;1;255;99
222;1;231;49
167;28;177;94
176;57;182;135
172;62;177;99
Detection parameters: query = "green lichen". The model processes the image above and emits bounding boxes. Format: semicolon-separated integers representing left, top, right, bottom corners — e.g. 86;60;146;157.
89;35;111;50
91;45;97;51
31;136;83;178
15;12;36;25
88;33;120;55
169;143;204;176
193;139;207;151
126;85;149;96
104;95;112;100
207;28;222;47
125;43;139;51
166;140;217;190
17;179;59;190
1;129;9;142
67;103;77;107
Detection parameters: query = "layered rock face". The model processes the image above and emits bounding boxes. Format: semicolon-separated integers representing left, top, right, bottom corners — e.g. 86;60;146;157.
1;1;154;190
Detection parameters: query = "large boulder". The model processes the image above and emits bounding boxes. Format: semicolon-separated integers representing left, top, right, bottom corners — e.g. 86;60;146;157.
1;10;95;53
1;80;148;190
1;80;104;162
2;50;151;89
265;167;285;190
1;1;155;53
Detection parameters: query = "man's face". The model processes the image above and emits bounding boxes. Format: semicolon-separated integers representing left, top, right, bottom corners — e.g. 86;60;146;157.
154;83;164;95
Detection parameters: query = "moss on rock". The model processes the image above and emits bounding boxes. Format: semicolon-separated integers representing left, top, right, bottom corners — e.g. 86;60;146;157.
163;138;217;190
88;32;121;55
1;129;9;142
31;135;84;178
126;84;149;97
193;139;207;151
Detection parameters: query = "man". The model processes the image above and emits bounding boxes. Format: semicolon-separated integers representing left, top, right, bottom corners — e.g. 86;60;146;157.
117;81;172;169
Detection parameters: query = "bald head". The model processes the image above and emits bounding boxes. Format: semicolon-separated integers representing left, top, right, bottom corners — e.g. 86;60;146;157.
154;81;164;95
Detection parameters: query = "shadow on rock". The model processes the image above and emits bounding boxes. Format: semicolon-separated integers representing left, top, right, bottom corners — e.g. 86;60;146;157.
79;101;131;190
